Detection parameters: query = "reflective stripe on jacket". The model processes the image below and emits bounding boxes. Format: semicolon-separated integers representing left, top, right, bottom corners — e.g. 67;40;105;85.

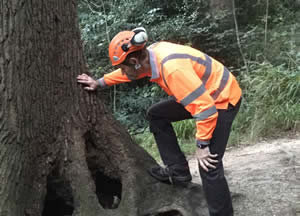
100;42;242;144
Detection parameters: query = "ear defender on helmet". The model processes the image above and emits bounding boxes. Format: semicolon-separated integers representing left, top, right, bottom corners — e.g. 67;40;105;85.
121;27;148;52
131;27;148;45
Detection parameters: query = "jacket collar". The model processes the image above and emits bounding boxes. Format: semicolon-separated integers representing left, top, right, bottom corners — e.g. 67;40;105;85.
147;47;160;80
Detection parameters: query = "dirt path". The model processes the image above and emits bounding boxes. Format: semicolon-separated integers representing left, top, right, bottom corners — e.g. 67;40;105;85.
188;134;300;216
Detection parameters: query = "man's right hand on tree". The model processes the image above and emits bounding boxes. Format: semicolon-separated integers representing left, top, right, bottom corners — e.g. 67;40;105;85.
77;73;99;91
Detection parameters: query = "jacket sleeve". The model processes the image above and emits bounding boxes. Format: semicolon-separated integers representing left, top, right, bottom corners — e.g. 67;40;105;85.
166;69;218;146
97;69;148;88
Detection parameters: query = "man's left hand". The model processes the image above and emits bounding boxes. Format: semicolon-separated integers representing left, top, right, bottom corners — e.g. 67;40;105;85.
195;147;218;172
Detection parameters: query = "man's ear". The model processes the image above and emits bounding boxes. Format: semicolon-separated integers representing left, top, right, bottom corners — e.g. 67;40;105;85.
128;57;138;65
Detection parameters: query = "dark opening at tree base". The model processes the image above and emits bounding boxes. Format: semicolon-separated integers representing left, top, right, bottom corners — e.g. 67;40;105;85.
42;171;74;216
156;210;183;216
94;171;122;209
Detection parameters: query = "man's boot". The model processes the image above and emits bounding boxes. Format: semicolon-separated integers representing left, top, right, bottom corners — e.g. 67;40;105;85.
148;164;192;184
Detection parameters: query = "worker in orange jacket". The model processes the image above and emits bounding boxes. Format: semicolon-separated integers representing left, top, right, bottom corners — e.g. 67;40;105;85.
77;27;242;216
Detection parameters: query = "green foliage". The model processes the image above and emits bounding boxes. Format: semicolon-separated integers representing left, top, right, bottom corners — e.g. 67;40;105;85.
78;0;236;70
235;0;298;26
112;81;167;134
133;130;159;160
173;119;196;140
232;62;300;142
235;0;300;67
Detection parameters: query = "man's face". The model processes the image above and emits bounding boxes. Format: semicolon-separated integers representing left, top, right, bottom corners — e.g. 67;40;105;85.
118;64;139;80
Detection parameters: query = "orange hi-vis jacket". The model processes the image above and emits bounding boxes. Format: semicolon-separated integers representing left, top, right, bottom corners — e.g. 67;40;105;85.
98;42;242;146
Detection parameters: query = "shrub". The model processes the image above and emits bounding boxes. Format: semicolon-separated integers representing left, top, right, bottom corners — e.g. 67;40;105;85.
232;62;300;143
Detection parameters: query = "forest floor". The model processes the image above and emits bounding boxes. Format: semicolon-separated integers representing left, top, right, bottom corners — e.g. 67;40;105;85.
187;132;300;216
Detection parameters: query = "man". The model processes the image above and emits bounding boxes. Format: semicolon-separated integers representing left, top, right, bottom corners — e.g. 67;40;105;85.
77;27;242;216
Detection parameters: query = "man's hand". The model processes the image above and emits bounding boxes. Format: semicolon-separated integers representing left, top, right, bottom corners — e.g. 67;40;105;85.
77;73;99;91
195;147;218;172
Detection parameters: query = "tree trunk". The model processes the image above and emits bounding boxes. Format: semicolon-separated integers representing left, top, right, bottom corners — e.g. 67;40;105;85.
210;0;232;14
0;1;206;216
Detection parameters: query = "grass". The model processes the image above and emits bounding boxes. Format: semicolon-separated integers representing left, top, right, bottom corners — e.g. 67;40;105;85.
235;62;300;142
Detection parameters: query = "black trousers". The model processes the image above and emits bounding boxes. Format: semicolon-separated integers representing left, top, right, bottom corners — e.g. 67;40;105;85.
146;98;241;216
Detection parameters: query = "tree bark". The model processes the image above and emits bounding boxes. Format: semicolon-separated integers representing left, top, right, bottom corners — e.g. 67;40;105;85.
0;1;206;216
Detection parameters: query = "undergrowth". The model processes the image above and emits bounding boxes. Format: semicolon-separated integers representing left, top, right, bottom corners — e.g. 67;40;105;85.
234;62;300;142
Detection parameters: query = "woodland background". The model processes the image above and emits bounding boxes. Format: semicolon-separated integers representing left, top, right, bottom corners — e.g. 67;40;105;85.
78;0;300;158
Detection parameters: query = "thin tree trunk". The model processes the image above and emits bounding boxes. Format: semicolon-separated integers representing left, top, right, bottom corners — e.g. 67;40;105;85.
210;0;232;14
264;0;269;54
231;0;248;73
0;1;206;216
